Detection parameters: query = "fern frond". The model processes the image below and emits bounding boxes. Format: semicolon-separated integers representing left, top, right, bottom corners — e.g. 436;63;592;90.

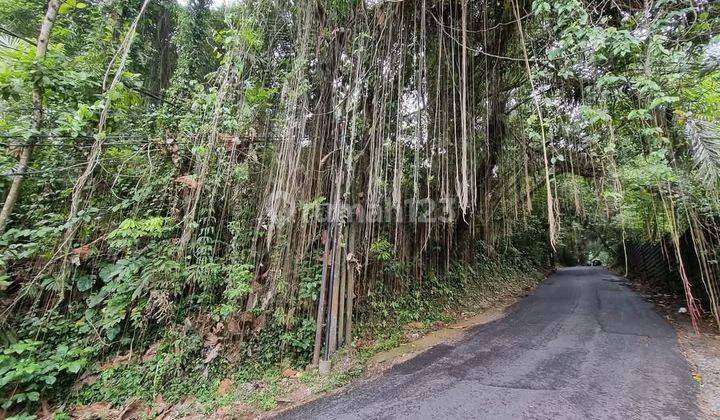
686;118;720;186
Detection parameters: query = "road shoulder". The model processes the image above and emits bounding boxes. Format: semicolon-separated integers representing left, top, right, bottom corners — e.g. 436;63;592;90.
629;280;720;419
266;270;547;418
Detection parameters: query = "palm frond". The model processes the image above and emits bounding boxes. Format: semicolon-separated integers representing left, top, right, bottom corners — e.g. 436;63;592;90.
687;118;720;186
0;34;20;52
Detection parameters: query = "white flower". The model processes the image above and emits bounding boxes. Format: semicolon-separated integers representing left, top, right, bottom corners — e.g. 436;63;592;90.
631;27;649;42
703;39;720;68
365;0;385;9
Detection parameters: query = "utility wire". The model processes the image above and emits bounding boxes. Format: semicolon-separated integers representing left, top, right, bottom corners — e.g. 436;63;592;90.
0;136;283;177
0;141;166;148
0;133;283;143
0;140;279;148
0;132;282;139
127;85;182;108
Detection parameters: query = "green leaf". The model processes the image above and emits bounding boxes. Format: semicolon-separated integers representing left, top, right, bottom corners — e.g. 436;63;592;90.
0;276;10;291
65;360;83;374
648;96;679;109
76;274;95;292
627;109;651;121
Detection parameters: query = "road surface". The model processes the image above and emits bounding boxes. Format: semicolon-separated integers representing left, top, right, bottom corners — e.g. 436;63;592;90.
281;267;698;419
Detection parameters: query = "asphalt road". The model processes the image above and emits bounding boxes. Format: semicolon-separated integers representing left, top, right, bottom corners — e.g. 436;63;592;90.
280;267;698;419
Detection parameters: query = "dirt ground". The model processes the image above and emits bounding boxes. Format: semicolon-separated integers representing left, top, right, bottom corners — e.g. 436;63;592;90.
362;294;524;374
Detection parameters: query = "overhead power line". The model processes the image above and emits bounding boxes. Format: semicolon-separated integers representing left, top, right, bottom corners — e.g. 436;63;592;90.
0;133;282;142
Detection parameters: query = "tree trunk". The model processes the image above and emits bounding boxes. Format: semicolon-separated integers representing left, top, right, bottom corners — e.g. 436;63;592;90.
0;0;61;234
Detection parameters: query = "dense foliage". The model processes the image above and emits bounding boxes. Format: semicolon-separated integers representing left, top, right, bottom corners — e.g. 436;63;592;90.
0;0;718;415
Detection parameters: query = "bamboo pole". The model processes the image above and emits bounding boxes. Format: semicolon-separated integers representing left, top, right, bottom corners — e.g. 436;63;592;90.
311;227;332;366
327;228;342;355
337;226;347;348
345;222;356;344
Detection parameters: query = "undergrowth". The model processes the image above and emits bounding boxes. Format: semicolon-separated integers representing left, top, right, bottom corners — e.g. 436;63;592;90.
1;237;545;417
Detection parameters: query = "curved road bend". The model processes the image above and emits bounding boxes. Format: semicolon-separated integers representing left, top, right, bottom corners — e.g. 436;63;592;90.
280;267;698;419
